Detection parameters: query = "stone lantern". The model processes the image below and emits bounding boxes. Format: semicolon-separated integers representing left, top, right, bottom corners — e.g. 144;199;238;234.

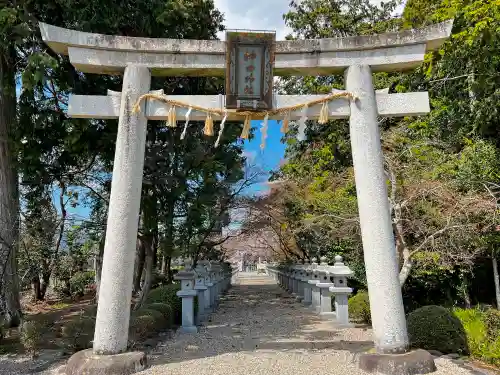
316;256;335;318
174;260;198;334
329;255;354;326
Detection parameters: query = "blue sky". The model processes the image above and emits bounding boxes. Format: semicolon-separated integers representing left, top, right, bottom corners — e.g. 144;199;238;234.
241;120;287;195
56;120;286;221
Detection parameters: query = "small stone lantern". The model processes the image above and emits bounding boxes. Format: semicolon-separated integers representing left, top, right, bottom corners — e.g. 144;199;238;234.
329;255;354;326
174;260;198;334
316;256;335;318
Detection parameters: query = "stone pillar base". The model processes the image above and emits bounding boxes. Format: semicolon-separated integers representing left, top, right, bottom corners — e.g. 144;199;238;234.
179;325;198;334
358;349;436;375
64;349;146;375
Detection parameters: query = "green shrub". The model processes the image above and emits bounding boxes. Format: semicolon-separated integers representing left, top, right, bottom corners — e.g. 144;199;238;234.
128;315;156;344
483;308;500;340
69;271;95;297
20;320;48;358
131;308;167;329
408;305;469;355
453;308;487;357
454;307;500;366
348;291;371;324
146;284;182;324
61;314;95;353
144;303;173;327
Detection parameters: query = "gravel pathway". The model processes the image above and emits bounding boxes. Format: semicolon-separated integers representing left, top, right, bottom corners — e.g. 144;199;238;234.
1;273;491;374
141;273;481;375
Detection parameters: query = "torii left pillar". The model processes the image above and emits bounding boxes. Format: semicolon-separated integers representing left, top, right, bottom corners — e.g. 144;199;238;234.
65;65;150;373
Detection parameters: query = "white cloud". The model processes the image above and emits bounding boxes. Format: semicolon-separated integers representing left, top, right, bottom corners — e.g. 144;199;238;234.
214;0;406;41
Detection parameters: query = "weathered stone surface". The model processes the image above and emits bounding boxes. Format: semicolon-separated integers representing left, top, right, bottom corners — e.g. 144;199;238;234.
40;21;452;55
39;21;453;76
358;349;437;375
346;65;409;353
67;44;427;76
68;92;430;121
64;349;147;375
92;65;151;354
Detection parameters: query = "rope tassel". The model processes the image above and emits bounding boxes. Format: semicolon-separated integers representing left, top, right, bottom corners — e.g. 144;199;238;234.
180;107;192;140
214;112;228;148
318;101;329;124
297;104;309;141
167;106;177;127
240;115;251;139
204;112;214;136
281;111;290;134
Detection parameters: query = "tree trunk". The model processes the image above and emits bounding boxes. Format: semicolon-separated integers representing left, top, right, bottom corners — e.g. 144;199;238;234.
133;238;146;295
161;254;166;275
0;47;21;327
95;235;105;300
39;271;51;300
38;183;67;301
165;256;172;283
493;253;500;309
31;274;41;302
134;236;154;310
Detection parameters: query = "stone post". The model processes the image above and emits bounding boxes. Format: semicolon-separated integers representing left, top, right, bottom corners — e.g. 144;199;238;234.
201;261;213;314
209;263;218;308
308;258;321;312
194;264;207;324
329;256;354;326
296;264;305;302
346;65;409;353
175;266;198;334
93;65;151;355
302;260;312;306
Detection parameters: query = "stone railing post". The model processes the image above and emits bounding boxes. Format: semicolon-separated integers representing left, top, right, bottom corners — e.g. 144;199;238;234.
209;262;219;308
194;263;207;324
202;261;213;314
295;263;305;302
290;266;297;297
302;260;312;306
174;266;198;334
231;265;239;285
308;258;321;312
329;255;354;326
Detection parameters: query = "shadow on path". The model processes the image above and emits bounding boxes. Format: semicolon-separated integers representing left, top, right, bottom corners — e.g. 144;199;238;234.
148;275;374;366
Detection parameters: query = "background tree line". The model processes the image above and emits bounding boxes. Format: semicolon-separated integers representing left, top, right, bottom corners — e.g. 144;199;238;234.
243;0;500;311
0;0;263;328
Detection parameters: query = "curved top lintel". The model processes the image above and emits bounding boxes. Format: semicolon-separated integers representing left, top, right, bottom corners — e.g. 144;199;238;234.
39;20;453;56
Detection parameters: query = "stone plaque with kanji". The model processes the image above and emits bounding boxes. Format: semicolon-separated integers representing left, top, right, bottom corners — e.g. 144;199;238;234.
225;30;275;111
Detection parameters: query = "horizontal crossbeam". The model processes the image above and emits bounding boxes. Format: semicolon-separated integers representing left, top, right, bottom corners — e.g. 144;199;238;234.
68;92;430;120
68;44;427;76
39;21;453;77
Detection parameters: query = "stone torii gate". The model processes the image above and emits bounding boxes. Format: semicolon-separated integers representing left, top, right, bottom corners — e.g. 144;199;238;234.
39;21;452;374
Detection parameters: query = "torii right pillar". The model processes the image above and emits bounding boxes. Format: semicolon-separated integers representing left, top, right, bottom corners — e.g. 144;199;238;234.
346;64;409;354
346;67;442;373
